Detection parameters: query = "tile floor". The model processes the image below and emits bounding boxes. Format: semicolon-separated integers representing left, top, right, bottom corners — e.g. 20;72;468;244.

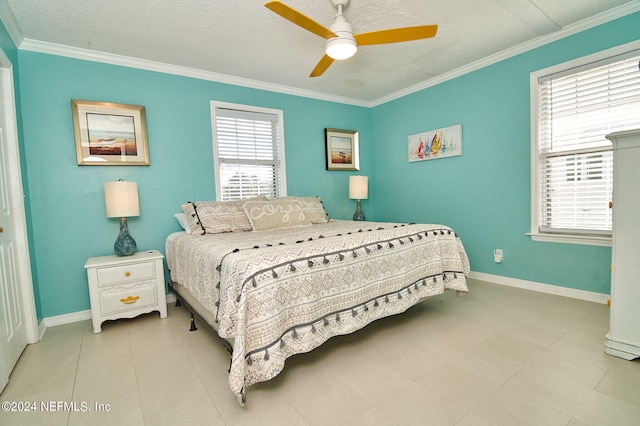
1;279;639;425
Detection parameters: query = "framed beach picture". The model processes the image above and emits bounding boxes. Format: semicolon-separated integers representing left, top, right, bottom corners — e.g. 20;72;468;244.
325;128;359;171
72;99;150;165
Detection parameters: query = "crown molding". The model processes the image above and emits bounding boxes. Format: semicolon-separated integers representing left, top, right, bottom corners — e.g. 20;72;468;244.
0;0;24;47
17;39;371;108
11;2;640;109
370;1;640;106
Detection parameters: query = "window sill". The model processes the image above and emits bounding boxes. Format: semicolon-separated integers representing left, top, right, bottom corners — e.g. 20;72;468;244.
527;232;612;247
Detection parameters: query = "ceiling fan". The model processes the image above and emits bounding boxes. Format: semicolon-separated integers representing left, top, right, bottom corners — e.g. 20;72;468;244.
265;0;438;77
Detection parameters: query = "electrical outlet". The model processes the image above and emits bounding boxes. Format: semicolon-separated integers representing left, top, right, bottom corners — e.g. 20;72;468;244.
494;249;503;263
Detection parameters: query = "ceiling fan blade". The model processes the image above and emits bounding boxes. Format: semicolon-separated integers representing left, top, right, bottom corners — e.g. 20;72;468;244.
265;1;337;39
310;55;335;77
354;25;438;46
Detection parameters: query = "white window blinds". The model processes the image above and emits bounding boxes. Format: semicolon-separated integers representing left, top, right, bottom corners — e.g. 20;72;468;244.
536;51;640;236
212;105;285;201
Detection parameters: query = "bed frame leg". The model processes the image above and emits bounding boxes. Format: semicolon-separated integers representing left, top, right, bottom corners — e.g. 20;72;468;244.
175;297;181;307
189;313;198;331
222;342;233;373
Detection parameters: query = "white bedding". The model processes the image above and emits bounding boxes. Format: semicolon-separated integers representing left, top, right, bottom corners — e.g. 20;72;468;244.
166;220;470;405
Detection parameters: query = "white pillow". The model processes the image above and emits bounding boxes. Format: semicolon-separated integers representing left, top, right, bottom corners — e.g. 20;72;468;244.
174;213;191;234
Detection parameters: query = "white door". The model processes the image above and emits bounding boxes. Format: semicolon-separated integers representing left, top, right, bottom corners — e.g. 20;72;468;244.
0;51;37;393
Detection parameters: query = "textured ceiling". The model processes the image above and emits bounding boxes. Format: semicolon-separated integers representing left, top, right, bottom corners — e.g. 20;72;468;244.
3;0;638;104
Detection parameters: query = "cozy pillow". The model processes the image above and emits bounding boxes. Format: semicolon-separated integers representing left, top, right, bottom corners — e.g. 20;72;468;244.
243;200;311;231
275;196;329;224
174;213;191;234
181;196;266;234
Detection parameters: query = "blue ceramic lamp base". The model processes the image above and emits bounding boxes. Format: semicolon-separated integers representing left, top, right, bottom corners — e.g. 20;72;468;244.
114;217;137;256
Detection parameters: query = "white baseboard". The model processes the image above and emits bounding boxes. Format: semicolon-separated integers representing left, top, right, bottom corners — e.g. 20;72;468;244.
37;277;608;339
37;319;47;341
42;309;92;329
469;271;610;304
38;294;179;337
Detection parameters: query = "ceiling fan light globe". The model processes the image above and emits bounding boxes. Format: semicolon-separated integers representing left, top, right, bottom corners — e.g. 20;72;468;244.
326;38;357;60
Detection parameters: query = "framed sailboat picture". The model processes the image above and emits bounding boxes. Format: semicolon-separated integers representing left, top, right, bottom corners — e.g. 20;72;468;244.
408;124;462;162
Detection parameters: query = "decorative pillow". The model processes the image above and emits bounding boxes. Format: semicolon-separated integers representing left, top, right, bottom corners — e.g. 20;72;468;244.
181;196;266;234
276;196;329;224
243;200;311;231
174;213;191;234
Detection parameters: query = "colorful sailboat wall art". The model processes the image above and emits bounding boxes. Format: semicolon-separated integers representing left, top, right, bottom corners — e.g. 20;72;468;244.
408;124;462;162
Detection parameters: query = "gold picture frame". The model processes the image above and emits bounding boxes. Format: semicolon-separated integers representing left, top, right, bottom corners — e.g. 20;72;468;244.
72;99;150;165
325;128;359;171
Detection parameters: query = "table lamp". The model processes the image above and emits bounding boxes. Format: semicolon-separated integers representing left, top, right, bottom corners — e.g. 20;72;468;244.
349;175;368;221
104;180;139;256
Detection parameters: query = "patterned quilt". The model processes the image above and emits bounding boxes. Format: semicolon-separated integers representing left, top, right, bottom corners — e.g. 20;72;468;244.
165;220;470;405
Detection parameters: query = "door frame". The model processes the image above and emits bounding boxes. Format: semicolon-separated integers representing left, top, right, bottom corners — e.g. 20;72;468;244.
0;48;38;344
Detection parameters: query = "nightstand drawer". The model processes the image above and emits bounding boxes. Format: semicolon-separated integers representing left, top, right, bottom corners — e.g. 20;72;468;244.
96;261;156;287
99;283;158;315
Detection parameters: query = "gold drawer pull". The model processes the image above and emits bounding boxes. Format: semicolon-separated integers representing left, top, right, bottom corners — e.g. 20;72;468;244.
125;271;131;277
120;295;140;304
609;201;613;209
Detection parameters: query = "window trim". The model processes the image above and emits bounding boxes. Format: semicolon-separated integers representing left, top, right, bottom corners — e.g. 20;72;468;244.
529;40;640;247
210;100;287;200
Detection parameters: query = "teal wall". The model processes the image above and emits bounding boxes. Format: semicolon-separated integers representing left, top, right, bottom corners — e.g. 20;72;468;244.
16;53;372;318
370;11;640;294
4;10;639;319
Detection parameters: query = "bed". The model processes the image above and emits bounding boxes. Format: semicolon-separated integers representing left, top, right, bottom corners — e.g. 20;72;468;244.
166;196;470;405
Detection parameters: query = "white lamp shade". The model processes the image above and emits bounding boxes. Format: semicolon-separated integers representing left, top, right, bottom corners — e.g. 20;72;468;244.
349;175;368;199
104;181;140;218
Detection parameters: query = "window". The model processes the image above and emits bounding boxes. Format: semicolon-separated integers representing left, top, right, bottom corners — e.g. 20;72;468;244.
530;43;640;246
211;101;286;201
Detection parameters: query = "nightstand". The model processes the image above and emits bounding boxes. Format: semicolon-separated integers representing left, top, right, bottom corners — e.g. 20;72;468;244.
84;250;167;333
